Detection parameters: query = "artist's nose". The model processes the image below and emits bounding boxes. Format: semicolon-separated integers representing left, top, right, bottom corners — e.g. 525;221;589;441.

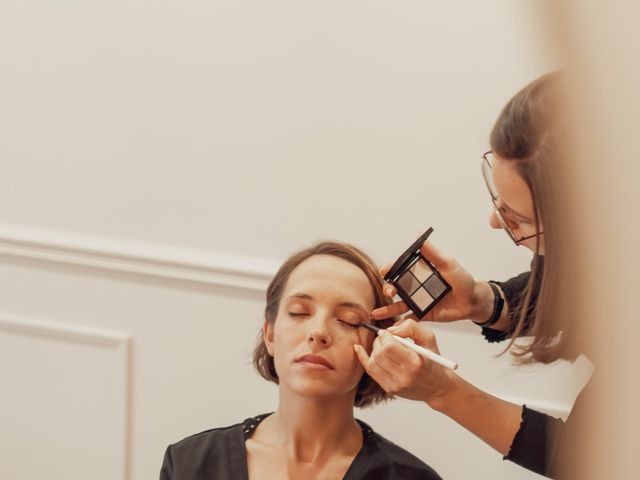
307;315;332;347
489;209;502;230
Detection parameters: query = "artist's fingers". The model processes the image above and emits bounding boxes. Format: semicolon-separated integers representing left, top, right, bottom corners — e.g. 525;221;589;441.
369;333;403;365
379;262;393;278
353;343;371;366
373;329;423;366
387;319;440;352
367;332;428;395
354;343;401;393
377;264;397;299
419;240;455;272
392;314;423;327
370;300;409;320
382;282;397;298
392;309;437;323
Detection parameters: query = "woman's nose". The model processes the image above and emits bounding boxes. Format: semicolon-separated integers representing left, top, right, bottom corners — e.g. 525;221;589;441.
489;209;502;230
307;316;332;346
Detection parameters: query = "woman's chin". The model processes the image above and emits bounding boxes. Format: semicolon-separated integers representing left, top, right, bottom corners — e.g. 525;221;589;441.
282;378;357;401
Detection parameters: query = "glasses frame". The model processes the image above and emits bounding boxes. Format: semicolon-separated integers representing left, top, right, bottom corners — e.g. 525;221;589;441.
481;151;543;246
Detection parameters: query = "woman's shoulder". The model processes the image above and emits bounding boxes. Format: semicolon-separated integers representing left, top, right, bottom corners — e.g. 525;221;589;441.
168;414;270;452
161;416;269;479
356;420;443;479
169;423;239;450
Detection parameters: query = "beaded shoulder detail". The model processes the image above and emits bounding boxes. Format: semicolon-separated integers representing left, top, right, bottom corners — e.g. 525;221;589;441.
241;413;374;441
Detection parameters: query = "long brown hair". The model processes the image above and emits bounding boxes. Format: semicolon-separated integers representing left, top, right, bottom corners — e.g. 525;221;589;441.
253;241;396;407
490;72;577;364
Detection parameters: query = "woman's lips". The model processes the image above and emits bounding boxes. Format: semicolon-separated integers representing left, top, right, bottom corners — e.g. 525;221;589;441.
295;354;335;370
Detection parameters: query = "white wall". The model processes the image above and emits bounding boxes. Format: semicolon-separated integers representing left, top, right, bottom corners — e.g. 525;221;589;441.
0;2;589;479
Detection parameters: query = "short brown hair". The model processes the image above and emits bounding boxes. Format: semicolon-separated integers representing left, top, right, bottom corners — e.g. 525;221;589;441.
253;241;396;407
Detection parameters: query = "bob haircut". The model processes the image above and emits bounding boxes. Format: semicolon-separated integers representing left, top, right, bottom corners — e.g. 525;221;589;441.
253;241;396;408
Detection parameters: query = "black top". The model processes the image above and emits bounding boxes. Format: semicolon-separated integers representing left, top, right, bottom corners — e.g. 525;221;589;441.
480;255;544;343
160;413;443;480
481;256;591;479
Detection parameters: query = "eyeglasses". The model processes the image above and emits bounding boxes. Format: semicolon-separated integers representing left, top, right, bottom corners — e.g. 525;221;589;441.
481;151;543;246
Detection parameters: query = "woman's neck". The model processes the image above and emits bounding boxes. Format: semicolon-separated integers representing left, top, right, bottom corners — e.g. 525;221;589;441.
258;387;363;463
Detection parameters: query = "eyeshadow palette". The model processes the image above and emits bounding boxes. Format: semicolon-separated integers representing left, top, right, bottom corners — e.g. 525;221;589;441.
384;228;451;318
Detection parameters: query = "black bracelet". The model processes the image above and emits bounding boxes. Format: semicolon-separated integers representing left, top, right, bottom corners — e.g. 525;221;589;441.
473;281;504;327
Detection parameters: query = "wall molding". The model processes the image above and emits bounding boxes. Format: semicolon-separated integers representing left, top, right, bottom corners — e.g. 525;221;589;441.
0;314;130;347
0;224;279;292
0;314;132;480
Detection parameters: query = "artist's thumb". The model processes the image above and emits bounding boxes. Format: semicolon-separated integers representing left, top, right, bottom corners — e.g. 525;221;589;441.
419;240;452;271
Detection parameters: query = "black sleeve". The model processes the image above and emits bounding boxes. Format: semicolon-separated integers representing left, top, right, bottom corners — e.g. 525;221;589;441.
504;405;560;475
159;446;174;480
480;256;544;343
480;270;531;343
505;380;592;479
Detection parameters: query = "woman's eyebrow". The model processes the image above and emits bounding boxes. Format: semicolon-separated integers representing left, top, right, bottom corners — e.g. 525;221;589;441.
285;292;313;302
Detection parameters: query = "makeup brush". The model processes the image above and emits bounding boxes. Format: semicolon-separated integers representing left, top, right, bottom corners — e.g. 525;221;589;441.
339;320;458;371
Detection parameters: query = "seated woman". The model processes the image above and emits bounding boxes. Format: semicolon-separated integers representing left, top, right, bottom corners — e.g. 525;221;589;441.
160;242;442;479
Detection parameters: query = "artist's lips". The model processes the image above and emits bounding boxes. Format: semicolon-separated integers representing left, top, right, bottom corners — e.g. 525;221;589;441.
295;354;334;370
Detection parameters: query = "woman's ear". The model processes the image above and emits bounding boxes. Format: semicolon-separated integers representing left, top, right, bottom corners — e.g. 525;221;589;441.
263;320;275;356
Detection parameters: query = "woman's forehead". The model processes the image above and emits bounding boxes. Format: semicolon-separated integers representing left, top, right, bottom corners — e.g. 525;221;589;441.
283;255;375;306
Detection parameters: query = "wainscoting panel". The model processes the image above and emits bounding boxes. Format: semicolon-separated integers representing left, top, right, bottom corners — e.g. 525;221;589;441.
0;315;131;480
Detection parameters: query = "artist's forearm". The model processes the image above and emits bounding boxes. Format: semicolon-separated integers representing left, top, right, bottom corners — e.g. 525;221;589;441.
428;375;522;456
470;281;511;332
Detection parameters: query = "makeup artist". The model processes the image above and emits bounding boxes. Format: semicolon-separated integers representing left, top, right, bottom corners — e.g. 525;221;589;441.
355;72;590;479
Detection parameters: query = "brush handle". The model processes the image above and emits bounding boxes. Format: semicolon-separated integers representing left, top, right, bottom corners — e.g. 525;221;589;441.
387;333;459;370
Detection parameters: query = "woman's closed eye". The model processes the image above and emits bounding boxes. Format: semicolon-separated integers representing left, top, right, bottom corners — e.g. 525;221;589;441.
337;318;359;327
336;311;364;326
288;313;359;324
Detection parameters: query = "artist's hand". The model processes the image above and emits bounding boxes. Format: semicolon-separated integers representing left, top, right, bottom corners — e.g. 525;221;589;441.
353;319;457;404
371;240;486;323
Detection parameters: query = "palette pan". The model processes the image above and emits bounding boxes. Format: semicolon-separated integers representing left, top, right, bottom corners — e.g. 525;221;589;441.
384;228;451;318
